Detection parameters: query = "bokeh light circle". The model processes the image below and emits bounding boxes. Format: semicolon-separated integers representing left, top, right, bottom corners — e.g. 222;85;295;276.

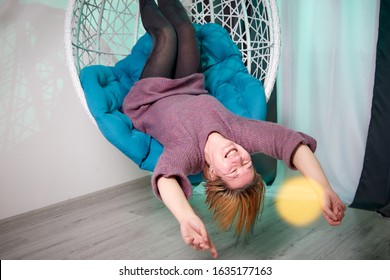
275;176;323;227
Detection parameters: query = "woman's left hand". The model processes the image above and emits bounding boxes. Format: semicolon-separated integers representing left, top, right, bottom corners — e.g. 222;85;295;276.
320;189;346;226
290;144;347;226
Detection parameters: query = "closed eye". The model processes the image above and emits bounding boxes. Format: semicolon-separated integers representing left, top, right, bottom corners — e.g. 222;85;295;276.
229;169;237;175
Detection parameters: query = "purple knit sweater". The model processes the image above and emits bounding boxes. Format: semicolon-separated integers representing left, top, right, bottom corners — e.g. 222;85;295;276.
123;73;316;200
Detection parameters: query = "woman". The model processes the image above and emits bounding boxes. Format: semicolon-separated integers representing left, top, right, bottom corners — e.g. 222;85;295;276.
123;0;346;258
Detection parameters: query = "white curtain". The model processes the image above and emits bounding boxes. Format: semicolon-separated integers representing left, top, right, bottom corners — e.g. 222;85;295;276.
274;0;380;204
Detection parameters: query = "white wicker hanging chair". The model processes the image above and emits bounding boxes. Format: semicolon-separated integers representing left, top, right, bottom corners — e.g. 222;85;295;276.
64;0;280;124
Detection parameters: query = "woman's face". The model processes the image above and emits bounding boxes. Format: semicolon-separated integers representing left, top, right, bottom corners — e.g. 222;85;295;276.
207;139;255;190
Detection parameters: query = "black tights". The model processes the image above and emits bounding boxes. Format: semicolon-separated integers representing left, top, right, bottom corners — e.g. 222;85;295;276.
139;0;200;79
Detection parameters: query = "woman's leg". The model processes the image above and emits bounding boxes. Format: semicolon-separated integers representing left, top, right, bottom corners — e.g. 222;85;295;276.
158;0;200;78
138;0;177;79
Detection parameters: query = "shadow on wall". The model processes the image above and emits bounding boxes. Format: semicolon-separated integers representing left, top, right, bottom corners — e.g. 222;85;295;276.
0;0;68;152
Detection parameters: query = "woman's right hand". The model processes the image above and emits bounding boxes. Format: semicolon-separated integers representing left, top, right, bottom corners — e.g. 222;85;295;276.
180;215;218;258
157;176;218;258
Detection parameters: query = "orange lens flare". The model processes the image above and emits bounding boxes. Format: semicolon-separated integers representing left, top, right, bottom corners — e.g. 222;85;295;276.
275;176;323;227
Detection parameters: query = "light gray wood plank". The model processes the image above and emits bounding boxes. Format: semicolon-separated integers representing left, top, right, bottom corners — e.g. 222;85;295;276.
0;176;389;260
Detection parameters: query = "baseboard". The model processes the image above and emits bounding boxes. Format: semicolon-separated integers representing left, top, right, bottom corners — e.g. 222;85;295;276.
0;175;152;226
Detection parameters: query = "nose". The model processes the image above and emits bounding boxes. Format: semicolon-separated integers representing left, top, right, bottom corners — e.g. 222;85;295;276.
231;153;244;166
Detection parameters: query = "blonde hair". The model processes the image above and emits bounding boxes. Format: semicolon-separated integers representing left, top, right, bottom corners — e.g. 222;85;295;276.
203;170;266;240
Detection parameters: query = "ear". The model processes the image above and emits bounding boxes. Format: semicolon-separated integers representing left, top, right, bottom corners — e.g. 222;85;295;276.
207;165;218;181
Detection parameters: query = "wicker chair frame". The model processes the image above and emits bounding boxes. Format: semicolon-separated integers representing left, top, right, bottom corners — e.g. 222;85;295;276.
64;0;280;124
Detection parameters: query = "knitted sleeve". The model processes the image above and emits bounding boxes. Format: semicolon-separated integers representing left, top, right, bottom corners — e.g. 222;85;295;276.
231;118;317;170
151;145;198;200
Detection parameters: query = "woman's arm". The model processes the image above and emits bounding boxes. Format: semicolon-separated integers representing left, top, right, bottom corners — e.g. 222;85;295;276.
157;176;218;258
291;144;346;225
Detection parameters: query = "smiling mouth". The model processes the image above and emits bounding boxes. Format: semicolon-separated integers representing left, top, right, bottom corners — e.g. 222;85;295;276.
225;148;237;158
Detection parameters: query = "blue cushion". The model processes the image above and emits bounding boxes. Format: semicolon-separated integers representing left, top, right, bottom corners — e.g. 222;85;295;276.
80;23;266;182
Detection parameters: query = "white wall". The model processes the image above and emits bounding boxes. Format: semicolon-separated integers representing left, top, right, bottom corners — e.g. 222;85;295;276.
0;0;148;220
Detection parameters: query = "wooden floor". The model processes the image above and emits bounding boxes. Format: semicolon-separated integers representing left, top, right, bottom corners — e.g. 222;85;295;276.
0;176;389;260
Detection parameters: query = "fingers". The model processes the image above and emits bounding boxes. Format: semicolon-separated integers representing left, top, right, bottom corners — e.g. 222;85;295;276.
190;239;218;258
321;191;347;226
208;241;218;258
322;206;338;222
189;238;208;250
181;217;218;258
199;224;218;258
200;236;218;258
323;211;342;226
322;203;346;226
184;228;218;258
335;204;346;220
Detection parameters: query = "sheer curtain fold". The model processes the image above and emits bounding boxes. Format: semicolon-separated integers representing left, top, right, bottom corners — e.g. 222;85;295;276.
275;0;380;204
